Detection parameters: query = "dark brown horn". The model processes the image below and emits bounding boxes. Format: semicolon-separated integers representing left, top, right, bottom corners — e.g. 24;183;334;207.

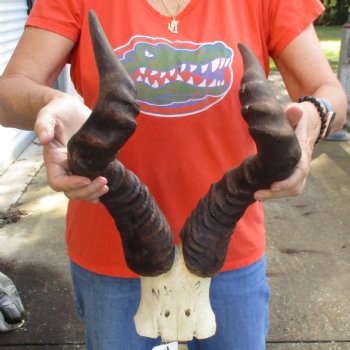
67;10;175;276
180;43;301;277
68;10;138;179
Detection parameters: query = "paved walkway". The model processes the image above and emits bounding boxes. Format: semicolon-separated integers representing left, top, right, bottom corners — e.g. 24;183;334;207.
0;74;349;349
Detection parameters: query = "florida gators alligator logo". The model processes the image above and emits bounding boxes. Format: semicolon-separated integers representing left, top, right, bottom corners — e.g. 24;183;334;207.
114;36;234;117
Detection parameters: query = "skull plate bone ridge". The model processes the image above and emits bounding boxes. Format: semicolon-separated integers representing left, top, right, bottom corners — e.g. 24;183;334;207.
134;246;216;342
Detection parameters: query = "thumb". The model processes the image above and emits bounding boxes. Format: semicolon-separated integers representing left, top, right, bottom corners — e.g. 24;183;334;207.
34;107;57;145
285;102;303;128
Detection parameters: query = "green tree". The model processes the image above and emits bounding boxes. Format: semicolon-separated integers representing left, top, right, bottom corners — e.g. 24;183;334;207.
318;0;350;25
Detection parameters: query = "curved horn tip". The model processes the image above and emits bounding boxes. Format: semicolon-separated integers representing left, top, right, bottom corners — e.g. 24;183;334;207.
238;42;265;75
88;9;97;23
237;42;253;63
88;9;104;44
88;10;106;40
237;42;249;53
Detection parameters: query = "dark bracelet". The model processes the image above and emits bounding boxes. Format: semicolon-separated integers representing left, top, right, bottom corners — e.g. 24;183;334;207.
298;96;328;143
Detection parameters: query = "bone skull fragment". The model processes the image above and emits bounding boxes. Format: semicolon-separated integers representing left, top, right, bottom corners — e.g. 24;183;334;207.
67;10;301;342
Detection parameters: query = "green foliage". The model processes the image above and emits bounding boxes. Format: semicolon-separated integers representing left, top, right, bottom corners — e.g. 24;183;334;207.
317;0;350;25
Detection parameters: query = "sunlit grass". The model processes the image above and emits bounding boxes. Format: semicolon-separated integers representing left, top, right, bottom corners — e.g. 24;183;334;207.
316;26;342;72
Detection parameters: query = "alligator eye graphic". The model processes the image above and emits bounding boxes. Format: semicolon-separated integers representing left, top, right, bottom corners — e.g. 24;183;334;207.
145;50;155;58
116;36;234;117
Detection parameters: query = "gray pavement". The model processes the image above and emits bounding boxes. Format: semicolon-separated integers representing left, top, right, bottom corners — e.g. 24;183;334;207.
0;74;349;349
0;143;85;348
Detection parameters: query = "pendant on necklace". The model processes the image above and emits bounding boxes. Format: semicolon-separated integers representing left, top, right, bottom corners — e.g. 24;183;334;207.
168;18;179;34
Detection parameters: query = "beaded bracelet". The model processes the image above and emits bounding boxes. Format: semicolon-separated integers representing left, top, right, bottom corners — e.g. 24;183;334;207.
298;96;328;143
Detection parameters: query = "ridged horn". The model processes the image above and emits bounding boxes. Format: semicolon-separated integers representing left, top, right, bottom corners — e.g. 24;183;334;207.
180;43;301;277
67;10;175;276
67;10;138;179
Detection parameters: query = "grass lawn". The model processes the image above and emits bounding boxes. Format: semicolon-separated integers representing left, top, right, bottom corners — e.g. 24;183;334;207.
270;25;342;72
316;25;342;72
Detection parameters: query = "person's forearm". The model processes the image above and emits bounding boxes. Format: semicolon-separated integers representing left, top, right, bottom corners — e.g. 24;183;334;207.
310;83;347;132
0;74;66;130
274;25;348;133
282;77;347;137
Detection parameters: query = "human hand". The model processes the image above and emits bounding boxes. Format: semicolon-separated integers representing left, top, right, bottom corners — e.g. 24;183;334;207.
0;272;25;332
34;96;109;203
254;103;320;201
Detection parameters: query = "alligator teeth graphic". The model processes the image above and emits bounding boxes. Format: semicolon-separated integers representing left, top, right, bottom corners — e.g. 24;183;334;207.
115;36;234;116
133;58;230;89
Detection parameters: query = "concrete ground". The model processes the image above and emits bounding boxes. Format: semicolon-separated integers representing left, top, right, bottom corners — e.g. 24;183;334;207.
0;74;349;349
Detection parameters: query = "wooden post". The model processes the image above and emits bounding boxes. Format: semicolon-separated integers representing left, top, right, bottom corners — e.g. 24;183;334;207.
338;13;350;130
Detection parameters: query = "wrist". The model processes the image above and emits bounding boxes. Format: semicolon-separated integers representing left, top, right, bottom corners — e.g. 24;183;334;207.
298;96;336;143
47;89;72;104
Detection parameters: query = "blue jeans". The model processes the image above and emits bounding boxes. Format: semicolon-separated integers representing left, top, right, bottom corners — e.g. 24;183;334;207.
70;255;270;350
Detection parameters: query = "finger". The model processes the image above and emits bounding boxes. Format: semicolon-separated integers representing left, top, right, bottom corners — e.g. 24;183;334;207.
42;143;93;192
276;169;307;194
45;157;92;193
284;103;303;128
64;185;109;203
49;172;93;193
254;183;305;201
34;108;57;145
65;186;109;204
64;177;109;201
254;167;307;201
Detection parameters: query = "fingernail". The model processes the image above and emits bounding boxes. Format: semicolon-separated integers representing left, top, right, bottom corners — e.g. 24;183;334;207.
95;176;106;184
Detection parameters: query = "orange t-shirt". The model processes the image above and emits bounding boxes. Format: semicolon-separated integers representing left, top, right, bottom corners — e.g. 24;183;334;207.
27;0;324;277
